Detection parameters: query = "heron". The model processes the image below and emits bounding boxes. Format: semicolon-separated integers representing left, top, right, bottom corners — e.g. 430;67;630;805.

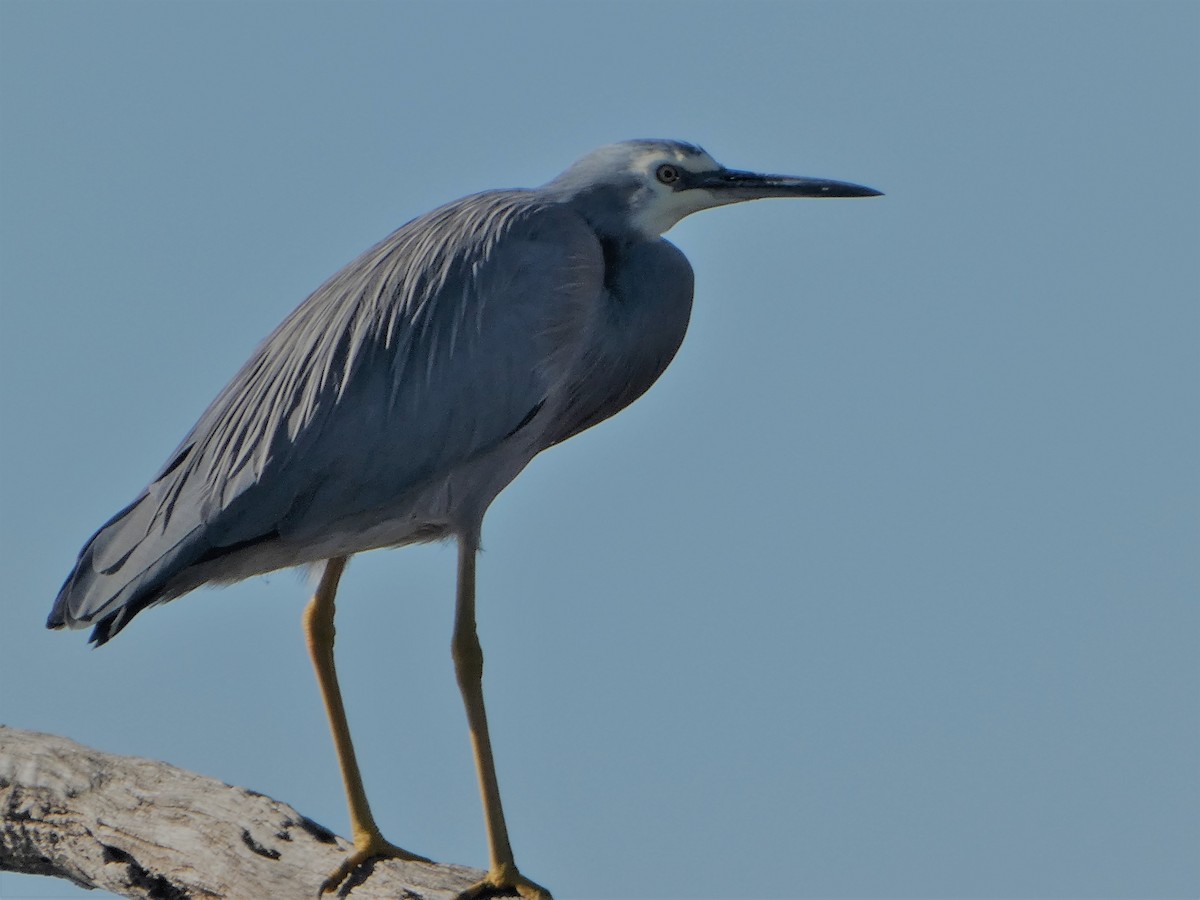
48;139;881;899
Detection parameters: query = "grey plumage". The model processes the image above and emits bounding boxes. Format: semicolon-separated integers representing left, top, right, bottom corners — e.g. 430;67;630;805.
49;141;879;646
55;195;593;637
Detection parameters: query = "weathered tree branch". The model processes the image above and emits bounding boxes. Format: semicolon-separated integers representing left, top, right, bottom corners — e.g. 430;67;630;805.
0;725;487;899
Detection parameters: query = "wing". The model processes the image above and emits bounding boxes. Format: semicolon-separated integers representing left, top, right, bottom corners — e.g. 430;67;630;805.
50;191;605;641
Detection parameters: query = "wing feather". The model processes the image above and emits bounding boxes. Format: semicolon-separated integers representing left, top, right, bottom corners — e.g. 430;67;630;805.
50;191;604;640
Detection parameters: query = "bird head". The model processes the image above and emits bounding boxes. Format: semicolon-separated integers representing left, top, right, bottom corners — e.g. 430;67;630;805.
543;139;882;238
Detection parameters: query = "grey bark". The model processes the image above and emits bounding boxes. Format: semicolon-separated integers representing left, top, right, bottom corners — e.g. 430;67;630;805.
0;725;487;899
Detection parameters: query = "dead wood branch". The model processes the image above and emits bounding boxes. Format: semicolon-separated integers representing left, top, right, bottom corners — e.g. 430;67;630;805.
0;725;486;899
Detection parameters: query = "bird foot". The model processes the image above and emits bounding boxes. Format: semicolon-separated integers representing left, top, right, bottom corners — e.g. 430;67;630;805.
319;833;431;895
455;863;552;900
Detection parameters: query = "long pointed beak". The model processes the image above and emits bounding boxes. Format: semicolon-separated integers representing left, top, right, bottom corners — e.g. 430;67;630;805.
690;168;883;200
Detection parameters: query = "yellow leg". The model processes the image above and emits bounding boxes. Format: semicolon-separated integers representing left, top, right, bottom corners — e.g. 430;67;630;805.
452;530;552;900
303;556;429;895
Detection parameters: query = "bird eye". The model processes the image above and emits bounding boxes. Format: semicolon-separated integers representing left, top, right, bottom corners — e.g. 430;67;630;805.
656;164;680;185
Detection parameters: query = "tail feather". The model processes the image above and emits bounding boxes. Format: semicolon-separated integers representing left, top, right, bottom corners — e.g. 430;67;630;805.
49;489;208;643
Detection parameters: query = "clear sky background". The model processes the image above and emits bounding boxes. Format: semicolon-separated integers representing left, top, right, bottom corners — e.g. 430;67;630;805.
1;3;1197;899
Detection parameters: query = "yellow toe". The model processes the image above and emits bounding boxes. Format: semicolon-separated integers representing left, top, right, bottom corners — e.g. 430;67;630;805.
319;835;430;894
455;863;552;900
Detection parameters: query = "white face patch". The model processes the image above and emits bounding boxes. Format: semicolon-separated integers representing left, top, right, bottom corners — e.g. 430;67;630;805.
624;147;728;238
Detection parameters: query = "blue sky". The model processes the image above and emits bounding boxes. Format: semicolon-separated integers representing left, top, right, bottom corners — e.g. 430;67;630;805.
1;2;1197;899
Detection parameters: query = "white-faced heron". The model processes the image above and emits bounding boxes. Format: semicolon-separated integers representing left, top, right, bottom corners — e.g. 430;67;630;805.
49;140;881;899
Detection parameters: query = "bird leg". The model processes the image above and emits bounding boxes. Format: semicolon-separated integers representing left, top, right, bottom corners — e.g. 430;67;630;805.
452;530;552;900
303;556;430;895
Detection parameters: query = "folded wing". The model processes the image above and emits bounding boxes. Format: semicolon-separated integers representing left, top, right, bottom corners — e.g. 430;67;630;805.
49;192;604;642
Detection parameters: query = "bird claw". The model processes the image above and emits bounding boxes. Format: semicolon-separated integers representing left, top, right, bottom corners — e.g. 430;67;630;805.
318;836;431;895
455;863;552;900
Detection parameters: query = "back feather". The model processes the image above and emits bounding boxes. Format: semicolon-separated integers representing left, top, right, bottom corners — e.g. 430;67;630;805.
48;190;605;643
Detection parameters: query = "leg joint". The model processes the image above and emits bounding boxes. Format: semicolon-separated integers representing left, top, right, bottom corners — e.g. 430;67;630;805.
303;596;336;649
451;629;484;685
